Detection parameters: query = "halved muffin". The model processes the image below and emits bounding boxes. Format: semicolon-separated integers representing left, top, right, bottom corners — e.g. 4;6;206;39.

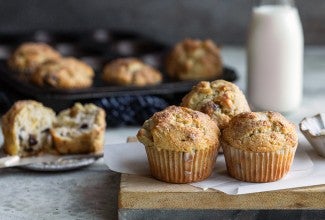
50;103;106;154
1;100;56;156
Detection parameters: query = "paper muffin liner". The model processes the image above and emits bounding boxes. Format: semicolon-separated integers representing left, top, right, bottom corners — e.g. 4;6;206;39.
222;141;297;183
145;146;219;183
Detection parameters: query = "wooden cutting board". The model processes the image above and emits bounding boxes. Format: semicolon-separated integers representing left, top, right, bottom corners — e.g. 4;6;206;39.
118;138;325;219
119;174;325;210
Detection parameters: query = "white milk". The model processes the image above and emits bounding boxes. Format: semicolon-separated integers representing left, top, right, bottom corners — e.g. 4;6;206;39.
247;4;304;113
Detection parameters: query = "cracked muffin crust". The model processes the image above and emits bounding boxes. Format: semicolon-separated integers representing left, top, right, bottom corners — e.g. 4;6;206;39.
137;105;220;152
221;111;298;182
31;57;94;89
181;80;250;129
222;111;298;152
166;39;222;80
1;100;56;156
137;105;220;183
102;58;162;86
50;103;106;154
8;42;61;75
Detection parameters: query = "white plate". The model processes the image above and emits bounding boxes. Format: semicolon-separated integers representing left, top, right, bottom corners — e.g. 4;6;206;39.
21;157;99;171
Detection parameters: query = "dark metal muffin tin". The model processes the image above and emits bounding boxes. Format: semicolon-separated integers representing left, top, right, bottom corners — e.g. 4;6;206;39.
0;29;237;124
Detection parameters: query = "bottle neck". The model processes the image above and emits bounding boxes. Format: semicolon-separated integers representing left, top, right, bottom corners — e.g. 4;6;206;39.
256;0;295;7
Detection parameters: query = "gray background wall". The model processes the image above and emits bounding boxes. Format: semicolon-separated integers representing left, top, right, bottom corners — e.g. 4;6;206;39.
0;0;324;45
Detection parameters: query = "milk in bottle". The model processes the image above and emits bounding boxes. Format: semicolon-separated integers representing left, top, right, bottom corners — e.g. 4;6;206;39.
247;0;304;112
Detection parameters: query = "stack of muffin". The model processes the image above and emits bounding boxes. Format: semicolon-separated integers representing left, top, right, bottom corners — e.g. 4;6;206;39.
137;39;298;184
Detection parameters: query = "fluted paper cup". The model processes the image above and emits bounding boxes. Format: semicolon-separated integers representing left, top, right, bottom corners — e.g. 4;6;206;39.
145;146;219;183
222;141;297;183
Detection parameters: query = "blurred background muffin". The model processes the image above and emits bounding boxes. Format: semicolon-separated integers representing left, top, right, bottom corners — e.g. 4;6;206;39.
222;111;298;183
181;80;250;129
166;39;222;80
8;42;61;76
102;58;162;86
31;57;94;89
137;105;220;183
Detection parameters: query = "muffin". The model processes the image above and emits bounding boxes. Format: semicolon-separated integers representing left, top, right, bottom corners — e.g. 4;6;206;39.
102;58;162;86
137;105;220;183
8;42;61;75
31;57;94;89
222;111;298;183
166;39;222;80
1;100;56;157
50;103;106;154
181;80;250;129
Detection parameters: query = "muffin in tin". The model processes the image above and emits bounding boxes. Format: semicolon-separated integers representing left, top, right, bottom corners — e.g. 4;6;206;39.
222;111;298;183
102;58;162;86
166;39;222;80
181;80;250;130
31;57;94;89
8;42;61;75
137;105;220;183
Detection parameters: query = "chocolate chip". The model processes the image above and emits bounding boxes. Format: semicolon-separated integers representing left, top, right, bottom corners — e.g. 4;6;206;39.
25;147;34;153
201;101;221;115
42;128;50;133
80;123;88;129
45;74;59;86
28;134;38;146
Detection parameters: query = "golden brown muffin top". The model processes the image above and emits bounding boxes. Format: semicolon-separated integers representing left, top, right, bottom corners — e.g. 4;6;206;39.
137;105;220;152
166;39;222;80
102;58;162;86
181;80;250;129
222;111;298;152
1;100;55;125
31;57;94;89
8;42;61;73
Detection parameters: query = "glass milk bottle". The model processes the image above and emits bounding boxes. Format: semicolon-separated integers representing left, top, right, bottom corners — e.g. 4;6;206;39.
247;0;304;113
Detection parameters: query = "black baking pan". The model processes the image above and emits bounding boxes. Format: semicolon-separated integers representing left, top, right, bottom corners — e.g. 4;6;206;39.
0;29;238;126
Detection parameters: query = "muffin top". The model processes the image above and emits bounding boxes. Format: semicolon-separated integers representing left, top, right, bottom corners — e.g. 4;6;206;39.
222;111;298;152
137;105;220;152
8;42;61;73
166;39;222;80
181;80;250;129
31;57;94;89
102;58;162;86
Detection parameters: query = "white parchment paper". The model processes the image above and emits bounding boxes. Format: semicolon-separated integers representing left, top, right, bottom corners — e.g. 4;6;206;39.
104;138;325;195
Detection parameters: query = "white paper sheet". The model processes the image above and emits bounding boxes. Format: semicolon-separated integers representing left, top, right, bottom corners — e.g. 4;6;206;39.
103;138;325;195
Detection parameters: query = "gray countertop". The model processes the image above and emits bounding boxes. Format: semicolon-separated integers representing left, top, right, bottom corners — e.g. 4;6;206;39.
1;46;325;220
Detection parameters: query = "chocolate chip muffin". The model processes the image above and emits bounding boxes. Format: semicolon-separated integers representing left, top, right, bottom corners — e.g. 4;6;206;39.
50;103;106;154
166;39;222;80
1;100;56;156
222;111;298;182
31;57;94;89
102;58;162;86
181;80;250;129
137;105;220;183
8;42;61;75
